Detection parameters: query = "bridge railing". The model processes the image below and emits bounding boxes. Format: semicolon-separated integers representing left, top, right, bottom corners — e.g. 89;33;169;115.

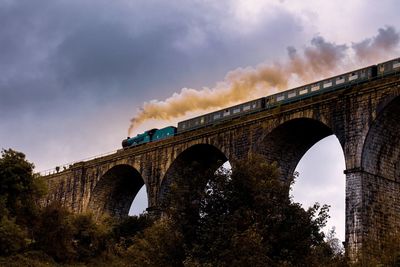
37;149;119;176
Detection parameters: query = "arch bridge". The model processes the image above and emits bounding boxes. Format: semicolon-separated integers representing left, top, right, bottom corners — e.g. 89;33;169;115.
43;74;400;261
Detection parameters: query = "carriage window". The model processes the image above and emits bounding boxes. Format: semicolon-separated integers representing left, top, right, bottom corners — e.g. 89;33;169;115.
323;81;332;88
349;73;358;81
276;95;285;101
233;108;241;114
200;117;205;124
311;84;320;91
336;76;345;84
243;105;251;111
299;88;308;95
223;110;230;116
288;91;296;98
182;124;186;129
252;103;257;108
393;61;400;68
213;114;221;120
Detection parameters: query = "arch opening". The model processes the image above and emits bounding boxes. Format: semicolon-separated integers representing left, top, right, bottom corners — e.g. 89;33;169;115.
88;164;146;218
128;185;148;216
292;135;346;242
259;118;335;180
259;118;345;241
159;144;228;206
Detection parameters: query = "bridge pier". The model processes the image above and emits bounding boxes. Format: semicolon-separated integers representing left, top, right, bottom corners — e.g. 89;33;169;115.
345;167;400;263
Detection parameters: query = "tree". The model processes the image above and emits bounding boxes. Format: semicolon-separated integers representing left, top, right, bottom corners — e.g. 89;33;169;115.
33;202;76;262
127;218;185;267
0;149;47;256
157;154;340;266
33;202;112;263
70;213;111;261
0;149;46;224
112;214;154;249
0;216;28;256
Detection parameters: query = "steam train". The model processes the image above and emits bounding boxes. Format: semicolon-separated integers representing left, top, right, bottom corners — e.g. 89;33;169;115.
122;57;400;148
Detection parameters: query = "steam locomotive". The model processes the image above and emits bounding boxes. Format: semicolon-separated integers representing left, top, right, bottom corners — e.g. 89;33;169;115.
122;57;400;148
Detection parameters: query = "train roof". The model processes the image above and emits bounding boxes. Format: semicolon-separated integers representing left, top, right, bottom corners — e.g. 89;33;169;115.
375;57;400;65
271;64;377;95
178;97;264;124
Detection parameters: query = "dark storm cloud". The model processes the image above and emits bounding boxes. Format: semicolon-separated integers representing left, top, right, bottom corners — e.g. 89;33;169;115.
0;0;303;119
51;22;182;89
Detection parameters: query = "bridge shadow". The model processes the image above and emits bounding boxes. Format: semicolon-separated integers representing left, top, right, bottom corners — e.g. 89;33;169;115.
362;95;400;180
88;164;146;218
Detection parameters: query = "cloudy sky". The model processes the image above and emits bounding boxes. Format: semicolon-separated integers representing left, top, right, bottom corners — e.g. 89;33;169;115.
1;0;400;241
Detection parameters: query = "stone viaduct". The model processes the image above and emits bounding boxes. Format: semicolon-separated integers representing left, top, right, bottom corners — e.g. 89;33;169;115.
43;74;400;261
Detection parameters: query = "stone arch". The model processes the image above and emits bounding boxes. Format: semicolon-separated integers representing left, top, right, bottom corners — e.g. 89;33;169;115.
88;164;146;218
362;96;400;180
158;144;228;205
257;118;340;180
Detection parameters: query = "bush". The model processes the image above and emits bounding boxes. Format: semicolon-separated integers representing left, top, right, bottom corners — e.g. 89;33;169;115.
112;214;153;249
127;218;185;267
33;203;76;262
0;216;28;256
33;203;112;263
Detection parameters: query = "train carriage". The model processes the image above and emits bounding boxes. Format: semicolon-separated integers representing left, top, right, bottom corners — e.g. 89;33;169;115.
266;65;377;107
377;57;400;76
177;98;265;133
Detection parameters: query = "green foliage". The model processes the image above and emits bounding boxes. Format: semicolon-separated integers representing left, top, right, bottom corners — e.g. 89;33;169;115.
0;216;28;256
33;202;111;263
33;202;76;262
127;218;185;267
0;149;34;213
0;149;48;257
111;214;153;248
71;213;110;261
0;251;56;267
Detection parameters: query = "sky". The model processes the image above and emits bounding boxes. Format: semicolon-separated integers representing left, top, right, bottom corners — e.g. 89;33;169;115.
1;0;400;242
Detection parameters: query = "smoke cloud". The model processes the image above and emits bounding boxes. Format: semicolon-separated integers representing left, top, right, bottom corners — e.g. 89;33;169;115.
128;27;399;135
352;26;400;64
